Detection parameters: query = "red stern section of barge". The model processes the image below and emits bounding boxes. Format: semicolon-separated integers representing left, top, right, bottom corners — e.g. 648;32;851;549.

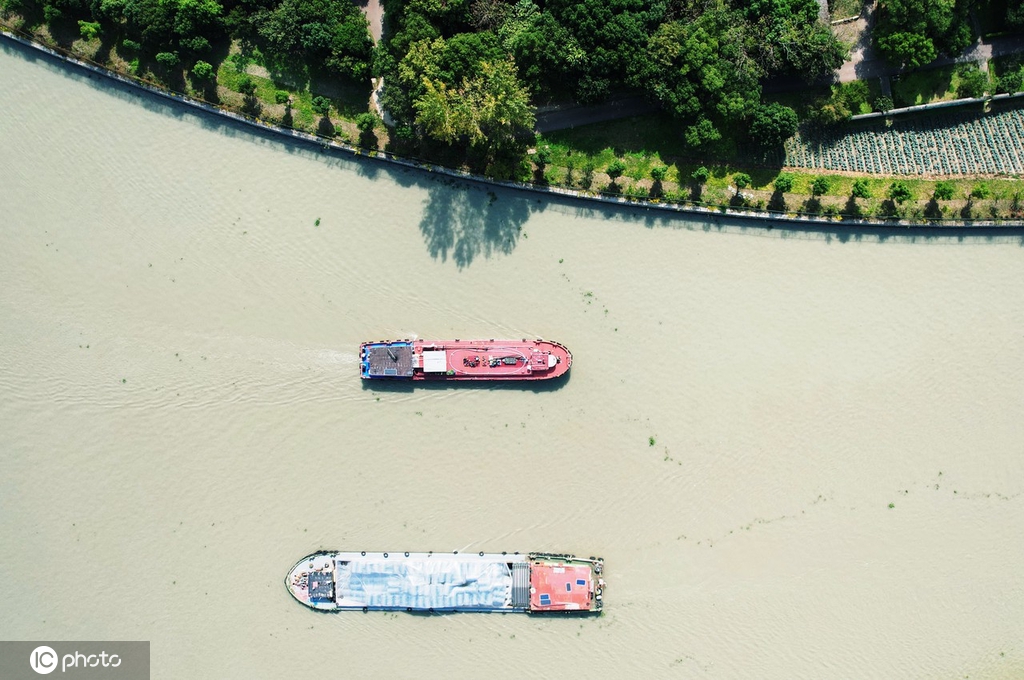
529;563;595;612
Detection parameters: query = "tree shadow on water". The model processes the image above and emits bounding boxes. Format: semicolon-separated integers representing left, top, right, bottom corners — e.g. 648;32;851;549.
419;180;537;268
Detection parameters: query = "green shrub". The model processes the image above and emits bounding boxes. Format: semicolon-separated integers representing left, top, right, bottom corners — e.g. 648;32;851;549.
811;176;831;196
191;60;213;80
238;76;256;96
606;160;626;180
582;161;596;189
933;180;955;200
78;20;101;41
691;166;710;184
888;180;913;203
733;172;751;189
180;36;210;53
956;66;988;98
275;90;290;104
999;65;1024;94
155;52;180;67
311;95;331;116
356;112;377;133
875;95;894;112
836;80;871;114
121;39;142;52
971;182;991;199
852;178;872;198
773;173;794;193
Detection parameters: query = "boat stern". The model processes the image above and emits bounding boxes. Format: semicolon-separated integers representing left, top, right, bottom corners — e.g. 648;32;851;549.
285;553;338;611
360;341;415;379
527;554;604;613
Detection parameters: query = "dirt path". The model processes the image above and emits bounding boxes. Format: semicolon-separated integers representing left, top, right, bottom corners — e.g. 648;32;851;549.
535;95;657;133
360;0;384;44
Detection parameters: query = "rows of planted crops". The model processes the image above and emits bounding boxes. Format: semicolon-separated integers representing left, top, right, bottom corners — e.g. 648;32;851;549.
782;105;1024;176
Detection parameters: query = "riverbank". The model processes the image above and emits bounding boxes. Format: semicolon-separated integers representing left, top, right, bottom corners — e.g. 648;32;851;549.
2;26;1023;229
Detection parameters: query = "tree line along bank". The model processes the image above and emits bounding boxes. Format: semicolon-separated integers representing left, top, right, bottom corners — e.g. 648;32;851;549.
2;0;1023;220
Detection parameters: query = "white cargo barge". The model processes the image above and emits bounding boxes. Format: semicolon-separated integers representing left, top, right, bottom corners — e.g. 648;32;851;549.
286;551;605;613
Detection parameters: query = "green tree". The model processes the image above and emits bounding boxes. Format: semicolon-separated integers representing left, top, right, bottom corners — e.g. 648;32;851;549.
956;66;988;98
999;67;1024;94
774;173;794;193
875;95;894;112
691;166;710;184
237;75;256;96
191;60;213;79
1011;0;1024;25
415;78;474;143
876;31;937;68
888;180;913;203
533;146;551;169
606;159;626;181
155;51;180;67
811;176;831;196
970;182;991;199
650;166;668;182
749;102;799;148
356;112;377;133
415;59;535;154
933;180;955;200
547;0;667;103
497;3;583;97
874;0;973;66
250;0;372;80
632;12;762;148
311;95;332;117
79;20;102;41
120;0;223;53
684;118;723;149
734;172;751;189
743;0;846;80
852;178;872;198
180;35;210;53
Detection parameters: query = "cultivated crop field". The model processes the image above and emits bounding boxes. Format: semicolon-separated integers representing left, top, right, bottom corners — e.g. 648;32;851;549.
783;104;1024;176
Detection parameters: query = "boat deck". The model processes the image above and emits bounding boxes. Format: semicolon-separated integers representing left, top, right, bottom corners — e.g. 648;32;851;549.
422;344;551;378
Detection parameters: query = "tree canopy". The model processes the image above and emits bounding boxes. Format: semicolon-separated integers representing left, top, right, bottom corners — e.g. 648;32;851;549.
749;102;799;148
874;0;974;66
415;59;535;154
630;10;762;148
374;0;850;152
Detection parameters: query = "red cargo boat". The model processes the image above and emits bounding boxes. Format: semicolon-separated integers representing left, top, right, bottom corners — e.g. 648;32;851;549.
360;339;571;381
